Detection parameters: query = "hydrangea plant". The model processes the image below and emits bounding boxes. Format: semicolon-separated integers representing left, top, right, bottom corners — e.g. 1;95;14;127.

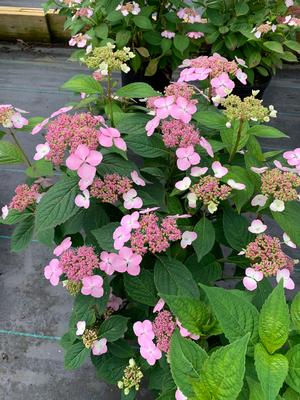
1;47;300;399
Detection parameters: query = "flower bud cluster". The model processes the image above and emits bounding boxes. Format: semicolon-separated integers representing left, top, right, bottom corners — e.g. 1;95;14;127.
261;168;300;202
117;359;143;395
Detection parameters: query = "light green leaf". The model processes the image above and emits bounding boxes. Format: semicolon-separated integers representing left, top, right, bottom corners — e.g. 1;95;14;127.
284;40;300;54
0;141;25;164
193;217;215;262
133;15;153;30
272;201;300;248
259;282;290;354
35;176;79;232
291;292;300;333
200;285;259;349
281;51;298;62
11;215;35;252
25;159;53;178
115;82;158;98
247;125;288;139
116;30;131;47
263;41;284;54
99;316;128;342
62;74;103;94
193;110;227;130
283;388;300;399
170;330;208;397
64;341;90;370
94;23;108;39
255;342;288;400
154;256;199;298
91;222;119;252
124;270;157;306
193;334;250;400
0;209;32;225
286;344;300;394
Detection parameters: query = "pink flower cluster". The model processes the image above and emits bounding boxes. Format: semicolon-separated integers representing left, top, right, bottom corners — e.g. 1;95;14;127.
0;104;28;129
9;184;41;212
261;168;300;202
164;82;194;100
90;174;133;204
284;148;300;172
161;120;200;148
130;212;182;255
60;245;99;281
245;234;295;277
45;113;100;165
177;8;202;23
133;320;162;366
189;176;232;209
152;311;176;352
100;247;142;277
69;33;90;48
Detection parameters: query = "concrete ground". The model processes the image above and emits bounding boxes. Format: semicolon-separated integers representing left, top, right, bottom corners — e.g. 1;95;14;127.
0;43;299;399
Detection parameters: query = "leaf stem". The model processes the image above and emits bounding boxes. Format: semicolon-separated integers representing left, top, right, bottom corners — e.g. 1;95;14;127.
107;73;114;126
9;128;32;167
228;119;244;163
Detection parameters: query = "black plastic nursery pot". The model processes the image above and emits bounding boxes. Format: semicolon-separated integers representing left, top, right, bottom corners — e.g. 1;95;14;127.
121;67;171;93
232;73;272;99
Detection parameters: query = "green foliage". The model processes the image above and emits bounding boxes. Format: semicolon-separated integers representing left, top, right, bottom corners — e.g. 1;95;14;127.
91;222;119;252
11;215;35;252
286;344;300;394
0;141;25;164
116;82;158;98
124;270;157;306
62;74;103;94
272;202;300;248
64;341;90;370
192;216;215;261
291;293;300;333
99;316;128;342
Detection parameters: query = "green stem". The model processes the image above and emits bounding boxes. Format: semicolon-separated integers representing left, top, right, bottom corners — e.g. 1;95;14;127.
9;128;32;167
107;73;114;126
228;119;244;163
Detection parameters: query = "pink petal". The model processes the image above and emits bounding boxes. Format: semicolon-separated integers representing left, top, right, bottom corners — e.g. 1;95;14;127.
77;163;96;180
49;274;60;286
127;263;141;276
86;150;103;166
212;161;228;178
98;134;113;147
91;286;104;298
50;106;73;118
146;117;160;137
243;277;257;291
131;171;146;186
153;299;165;313
177;158;191;171
199;137;214;157
114;137;127;151
66;153;82;170
75;144;90;161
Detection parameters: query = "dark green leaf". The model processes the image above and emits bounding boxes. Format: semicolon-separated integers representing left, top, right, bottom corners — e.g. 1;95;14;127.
193;217;215;261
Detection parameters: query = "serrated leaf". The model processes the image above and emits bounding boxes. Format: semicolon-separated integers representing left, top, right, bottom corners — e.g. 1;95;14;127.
133;15;153;30
25;159;53;178
193;334;250;400
272;201;300;248
0;209;32;225
291;292;300;333
174;34;189;53
0;141;25;164
154;256;199;298
259;282;290;354
264;41;284;54
91;352;128;384
192;217;215;261
286;344;300;394
170;330;208;397
124;270;157;306
115;82;158;98
126;133;169;158
11;215;35;252
62;74;103;94
223;204;254;250
64;341;89;370
200;285;259;349
255;342;288;400
97;153;137;176
35;176;79;232
99;315;128;342
193;110;227;130
247;125;288;139
91;222;118;252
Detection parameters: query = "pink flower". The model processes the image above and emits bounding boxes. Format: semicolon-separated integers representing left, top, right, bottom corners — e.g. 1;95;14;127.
177;320;199;340
99;251;116;275
75;190;90;209
81;275;104;298
123;189;143;210
1;205;9;220
283;148;300;167
121;211;140;231
170;96;197;124
153;298;165;313
140;207;160;214
191;166;208;177
76;321;86;336
212;161;228;178
107;292;123;311
248;220;267;234
53;237;72;257
251;194;268;207
133;320;155;341
146;116;160;137
186;32;204;39
98;127;127;151
92;338;108;356
161;31;175;39
44;258;62;286
176;146;200;171
251;166;269;174
153;96;175;119
176;389;187;400
180;231;197;248
33;143;50;161
79;177;94;191
69;33;90;48
114;246;142;276
140;339;162;365
236;69;247;85
243;268;264;291
227;179;246;190
113;226;131;250
131;170;145;186
178;67;211;83
175;177;191;191
31;118;50;135
199;137;214;157
66;144;102;181
211;72;235;98
50;106;73;118
276;269;295;290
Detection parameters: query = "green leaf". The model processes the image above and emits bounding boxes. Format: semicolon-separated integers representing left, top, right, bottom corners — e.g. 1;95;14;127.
64;341;89;370
60;331;76;350
154;256;199;298
0;141;25;164
193;217;215;262
286;344;300;394
163;294;216;336
61;74;103;94
116;30;131;48
281;51;298;62
91;222;118;252
99;316;128;342
284;40;300;54
252;279;273;310
272;201;300;248
247;125;288;139
124;270;157;306
94;23;108;39
174;34;189;53
193;110;227;130
224;33;238;51
282;387;300;399
91;352;128;384
255;342;288;400
108;339;134;359
193;335;250;400
35;176;79;232
11;215;35;252
145;57;160;76
259;282;290;354
126;133;169;158
200;285;259;349
115;82;158;98
291;292;300;333
0;209;32;225
235;2;249;16
223;204;254;250
97;153;137;176
263;41;284;54
185;253;222;285
170;330;208;397
248;50;262;68
223;166;255;212
133;15;153;30
25;159;53;178
35;227;54;247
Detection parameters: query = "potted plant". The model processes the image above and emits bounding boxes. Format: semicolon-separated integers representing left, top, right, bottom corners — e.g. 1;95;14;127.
43;0;207;91
1;43;300;398
191;0;300;97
